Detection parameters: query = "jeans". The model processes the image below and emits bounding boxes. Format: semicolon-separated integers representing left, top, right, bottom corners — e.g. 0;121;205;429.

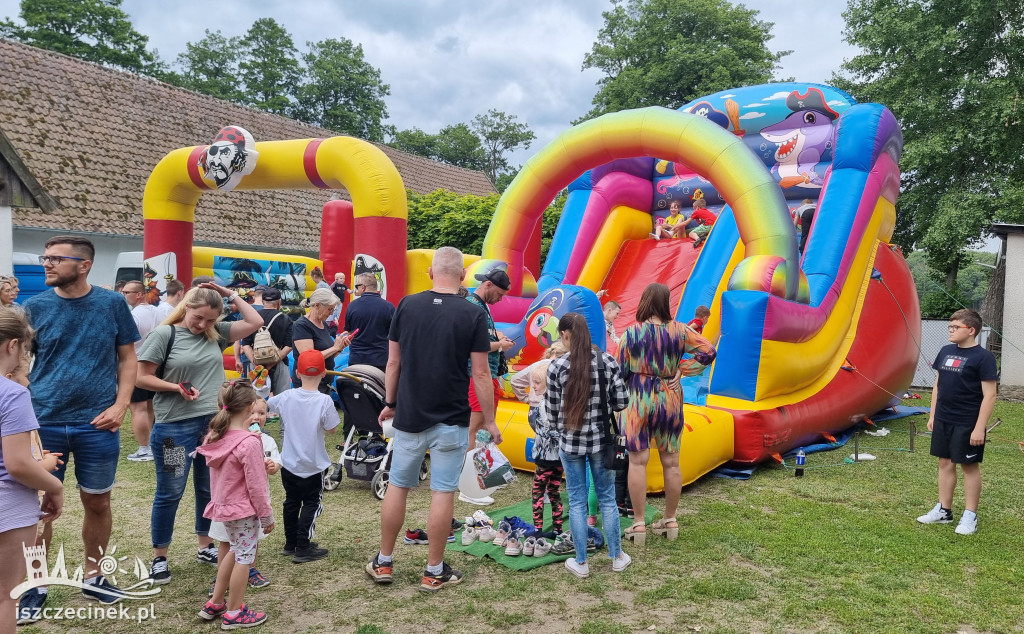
151;415;213;549
37;424;119;494
559;450;622;563
389;424;469;491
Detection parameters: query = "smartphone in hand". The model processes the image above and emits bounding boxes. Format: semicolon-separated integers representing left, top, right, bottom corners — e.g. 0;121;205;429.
179;382;194;395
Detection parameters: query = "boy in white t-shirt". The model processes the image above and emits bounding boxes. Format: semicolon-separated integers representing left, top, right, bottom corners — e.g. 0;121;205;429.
269;349;340;563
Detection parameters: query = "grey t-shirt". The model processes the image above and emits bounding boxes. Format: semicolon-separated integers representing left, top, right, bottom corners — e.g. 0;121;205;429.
139;322;233;423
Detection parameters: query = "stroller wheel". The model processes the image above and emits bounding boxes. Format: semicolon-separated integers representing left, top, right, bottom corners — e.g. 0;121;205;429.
323;463;342;491
371;470;389;500
418;455;430;481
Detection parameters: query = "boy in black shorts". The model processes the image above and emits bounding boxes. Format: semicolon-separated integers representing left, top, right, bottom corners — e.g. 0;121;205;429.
917;309;997;535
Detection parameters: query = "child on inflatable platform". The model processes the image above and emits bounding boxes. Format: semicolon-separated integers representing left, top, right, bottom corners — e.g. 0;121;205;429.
687;199;717;248
688;306;711;335
916;309;997;536
511;342;568;534
650;201;687;240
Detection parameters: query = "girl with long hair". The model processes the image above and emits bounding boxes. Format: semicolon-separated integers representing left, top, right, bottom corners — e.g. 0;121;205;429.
617;283;716;545
135;283;263;583
197;380;273;629
546;313;630;577
0;310;63;633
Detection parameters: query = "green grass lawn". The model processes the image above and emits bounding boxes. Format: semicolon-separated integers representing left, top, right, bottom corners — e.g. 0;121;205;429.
19;394;1024;633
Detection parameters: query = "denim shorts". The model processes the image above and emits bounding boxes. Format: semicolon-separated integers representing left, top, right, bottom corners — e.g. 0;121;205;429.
388;424;469;492
37;424;120;494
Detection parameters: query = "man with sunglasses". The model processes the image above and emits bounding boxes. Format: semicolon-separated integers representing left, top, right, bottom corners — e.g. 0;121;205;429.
21;236;140;610
343;273;394;373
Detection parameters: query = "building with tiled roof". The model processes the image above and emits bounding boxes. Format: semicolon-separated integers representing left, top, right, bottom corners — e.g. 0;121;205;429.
0;38;496;278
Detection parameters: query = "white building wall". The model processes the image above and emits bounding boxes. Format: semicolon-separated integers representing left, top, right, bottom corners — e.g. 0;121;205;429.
14;228;142;288
1002;233;1024;388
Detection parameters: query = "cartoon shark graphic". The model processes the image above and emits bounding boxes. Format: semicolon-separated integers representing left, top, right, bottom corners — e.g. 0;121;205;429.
759;88;839;189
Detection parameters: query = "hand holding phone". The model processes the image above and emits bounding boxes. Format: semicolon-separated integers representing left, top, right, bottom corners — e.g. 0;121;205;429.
179;382;196;399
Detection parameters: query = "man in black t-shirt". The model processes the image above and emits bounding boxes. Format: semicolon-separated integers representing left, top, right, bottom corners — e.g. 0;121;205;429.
241;288;294;395
917;309;997;536
365;247;498;592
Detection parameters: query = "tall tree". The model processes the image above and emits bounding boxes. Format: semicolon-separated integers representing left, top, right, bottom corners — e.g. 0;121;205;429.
434;123;486;171
169;29;245;103
836;0;1024;290
239;18;301;115
1;0;159;74
295;37;392;141
391;123;486;171
578;0;787;121
471;110;535;184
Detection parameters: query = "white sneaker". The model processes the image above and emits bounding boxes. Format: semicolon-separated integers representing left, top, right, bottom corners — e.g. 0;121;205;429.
523;536;537;556
127;447;154;462
504;530;524;556
461;525;478;546
533;538;552;557
916;503;953;524
459;493;495;506
476;525;497;543
471;510;493;526
565;558;589;578
955;513;978;535
612;551;632;572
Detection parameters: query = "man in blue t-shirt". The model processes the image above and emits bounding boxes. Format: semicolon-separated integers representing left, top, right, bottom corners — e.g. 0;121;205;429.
917;309;997;536
23;236;140;608
343;272;395;373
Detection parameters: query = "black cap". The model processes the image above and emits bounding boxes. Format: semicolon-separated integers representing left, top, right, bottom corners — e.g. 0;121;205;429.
474;268;511;291
262;288;282;302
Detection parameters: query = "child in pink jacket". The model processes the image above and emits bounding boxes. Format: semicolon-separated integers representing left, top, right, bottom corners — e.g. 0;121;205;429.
196;380;274;629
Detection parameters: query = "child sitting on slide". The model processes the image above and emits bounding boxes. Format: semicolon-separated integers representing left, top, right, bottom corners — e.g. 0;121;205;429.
650;201;686;240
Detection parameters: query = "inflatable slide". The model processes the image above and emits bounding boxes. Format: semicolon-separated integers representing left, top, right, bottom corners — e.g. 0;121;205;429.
477;83;920;491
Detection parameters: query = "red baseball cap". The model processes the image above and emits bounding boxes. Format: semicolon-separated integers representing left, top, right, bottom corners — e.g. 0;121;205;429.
296;349;326;377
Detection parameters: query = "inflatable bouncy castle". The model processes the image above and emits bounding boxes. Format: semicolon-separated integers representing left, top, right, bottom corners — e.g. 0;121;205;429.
474;83;919;490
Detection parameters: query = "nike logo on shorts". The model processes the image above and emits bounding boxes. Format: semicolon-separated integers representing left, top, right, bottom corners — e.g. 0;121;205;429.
965;454;978;459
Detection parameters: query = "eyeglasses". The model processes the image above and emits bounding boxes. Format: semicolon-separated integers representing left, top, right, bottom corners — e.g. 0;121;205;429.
948;324;969;332
355;284;366;290
38;255;86;266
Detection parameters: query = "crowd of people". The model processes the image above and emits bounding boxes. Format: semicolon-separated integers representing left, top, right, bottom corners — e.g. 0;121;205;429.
0;236;998;629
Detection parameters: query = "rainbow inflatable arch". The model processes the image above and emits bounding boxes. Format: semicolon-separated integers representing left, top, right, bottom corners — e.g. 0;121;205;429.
478;83;919;491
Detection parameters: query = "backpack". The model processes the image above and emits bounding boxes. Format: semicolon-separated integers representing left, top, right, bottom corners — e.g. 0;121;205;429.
251;312;284;366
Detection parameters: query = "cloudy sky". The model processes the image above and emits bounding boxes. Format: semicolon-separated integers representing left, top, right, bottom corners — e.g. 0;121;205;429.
0;0;860;165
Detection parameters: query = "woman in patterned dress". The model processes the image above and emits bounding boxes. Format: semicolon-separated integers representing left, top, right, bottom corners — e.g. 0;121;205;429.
616;284;716;545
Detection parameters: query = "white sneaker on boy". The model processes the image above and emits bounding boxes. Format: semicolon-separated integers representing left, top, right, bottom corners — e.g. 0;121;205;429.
916;503;953;524
955;512;978;535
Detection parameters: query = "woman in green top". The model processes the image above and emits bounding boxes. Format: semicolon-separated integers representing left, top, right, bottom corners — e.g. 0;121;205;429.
137;283;262;584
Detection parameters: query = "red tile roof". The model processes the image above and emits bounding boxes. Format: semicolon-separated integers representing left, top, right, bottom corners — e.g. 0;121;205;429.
0;39;496;253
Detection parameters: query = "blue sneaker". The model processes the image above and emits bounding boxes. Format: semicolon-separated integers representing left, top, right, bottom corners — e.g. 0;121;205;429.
82;576;126;604
16;588;47;625
506;516;538;538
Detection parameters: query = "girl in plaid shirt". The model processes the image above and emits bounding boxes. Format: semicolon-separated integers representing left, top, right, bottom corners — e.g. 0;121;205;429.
546;313;630;577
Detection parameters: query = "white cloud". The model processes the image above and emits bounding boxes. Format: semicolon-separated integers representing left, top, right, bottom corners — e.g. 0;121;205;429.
0;0;858;167
745;102;769;108
739;112;766;120
765;91;792;101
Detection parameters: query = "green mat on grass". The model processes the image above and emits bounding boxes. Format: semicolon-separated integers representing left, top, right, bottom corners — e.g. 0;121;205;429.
447;494;658;571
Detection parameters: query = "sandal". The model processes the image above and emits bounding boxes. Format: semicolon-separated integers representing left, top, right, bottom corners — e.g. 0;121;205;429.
650;517;678;541
623;521;647;546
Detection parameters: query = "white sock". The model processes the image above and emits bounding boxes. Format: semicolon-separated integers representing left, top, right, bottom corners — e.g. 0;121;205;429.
377;552;392;565
426;562;443;575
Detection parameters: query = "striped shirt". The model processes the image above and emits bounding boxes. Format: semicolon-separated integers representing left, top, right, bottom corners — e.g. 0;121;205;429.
546;349;629;455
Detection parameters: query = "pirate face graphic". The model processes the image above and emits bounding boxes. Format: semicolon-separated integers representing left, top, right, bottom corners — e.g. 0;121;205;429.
199;126;259;191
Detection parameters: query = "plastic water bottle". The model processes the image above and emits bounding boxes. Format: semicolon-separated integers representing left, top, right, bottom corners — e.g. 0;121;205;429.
795;449;806;477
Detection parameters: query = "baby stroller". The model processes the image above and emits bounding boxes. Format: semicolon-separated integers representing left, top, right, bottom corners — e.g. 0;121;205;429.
324;365;428;499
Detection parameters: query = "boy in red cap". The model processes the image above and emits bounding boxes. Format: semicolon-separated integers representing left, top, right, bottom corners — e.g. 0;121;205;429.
267;349;340;563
